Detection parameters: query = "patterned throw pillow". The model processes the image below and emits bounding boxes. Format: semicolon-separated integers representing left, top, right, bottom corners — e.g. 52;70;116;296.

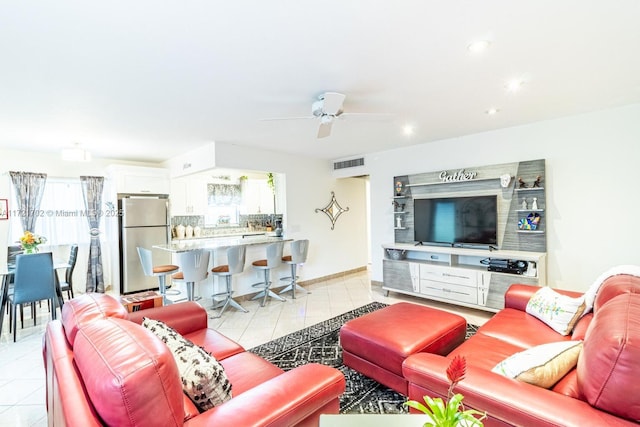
142;317;232;411
492;341;583;388
525;287;586;335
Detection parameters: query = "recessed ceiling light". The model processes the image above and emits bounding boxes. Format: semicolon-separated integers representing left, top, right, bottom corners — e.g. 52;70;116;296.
467;40;491;53
402;124;415;136
505;78;525;92
485;108;500;115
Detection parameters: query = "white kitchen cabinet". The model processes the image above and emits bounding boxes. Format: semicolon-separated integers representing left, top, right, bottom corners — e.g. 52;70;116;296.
107;165;170;195
170;176;208;215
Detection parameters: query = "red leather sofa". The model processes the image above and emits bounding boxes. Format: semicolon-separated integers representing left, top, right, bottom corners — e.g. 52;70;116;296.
43;294;345;427
403;274;640;426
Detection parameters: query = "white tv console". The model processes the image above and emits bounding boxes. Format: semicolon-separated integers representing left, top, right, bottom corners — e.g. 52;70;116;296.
382;243;546;313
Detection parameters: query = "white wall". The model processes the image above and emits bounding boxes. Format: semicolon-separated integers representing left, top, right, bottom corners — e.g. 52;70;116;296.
367;103;640;291
214;142;369;280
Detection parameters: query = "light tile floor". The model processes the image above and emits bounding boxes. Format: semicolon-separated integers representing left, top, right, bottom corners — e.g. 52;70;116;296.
0;269;492;426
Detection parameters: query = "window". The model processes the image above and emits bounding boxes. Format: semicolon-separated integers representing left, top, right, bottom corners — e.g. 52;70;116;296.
9;178;106;246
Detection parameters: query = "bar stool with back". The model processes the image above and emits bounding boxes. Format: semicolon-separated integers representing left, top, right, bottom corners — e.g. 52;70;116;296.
251;241;286;307
279;239;309;298
210;245;248;318
137;247;180;305
171;249;210;302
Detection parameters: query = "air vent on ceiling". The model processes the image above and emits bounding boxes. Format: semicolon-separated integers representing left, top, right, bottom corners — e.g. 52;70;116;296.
334;157;365;170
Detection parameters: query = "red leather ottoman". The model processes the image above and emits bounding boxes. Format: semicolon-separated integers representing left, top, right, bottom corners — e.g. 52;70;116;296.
340;302;466;395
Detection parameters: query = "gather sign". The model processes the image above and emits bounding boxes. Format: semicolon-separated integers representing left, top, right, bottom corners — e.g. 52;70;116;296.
438;169;478;183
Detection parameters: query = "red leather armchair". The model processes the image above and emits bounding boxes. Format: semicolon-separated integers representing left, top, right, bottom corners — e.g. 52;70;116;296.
43;294;345;426
403;274;640;426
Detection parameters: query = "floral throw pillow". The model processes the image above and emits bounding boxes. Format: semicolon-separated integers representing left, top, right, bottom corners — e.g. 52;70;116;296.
492;341;583;388
526;287;586;335
142;317;232;411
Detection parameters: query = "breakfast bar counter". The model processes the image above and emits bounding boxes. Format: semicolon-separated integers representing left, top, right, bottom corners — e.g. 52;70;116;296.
153;235;295;300
154;235;292;253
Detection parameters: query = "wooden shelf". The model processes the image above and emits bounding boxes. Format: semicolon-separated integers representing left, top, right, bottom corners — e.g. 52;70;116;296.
516;209;544;212
405;177;499;187
517;230;545;234
514;187;544;192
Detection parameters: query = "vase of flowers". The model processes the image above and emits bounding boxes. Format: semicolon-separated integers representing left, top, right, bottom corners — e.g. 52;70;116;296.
19;230;47;254
405;355;486;426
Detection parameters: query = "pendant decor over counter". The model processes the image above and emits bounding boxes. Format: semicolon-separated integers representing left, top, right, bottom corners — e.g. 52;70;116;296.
315;191;349;230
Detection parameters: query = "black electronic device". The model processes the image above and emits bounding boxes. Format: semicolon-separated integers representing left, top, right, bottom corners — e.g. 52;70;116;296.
414;195;498;247
486;258;528;275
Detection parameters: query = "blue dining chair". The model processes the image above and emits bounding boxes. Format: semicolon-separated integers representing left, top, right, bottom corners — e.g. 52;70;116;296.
8;252;58;342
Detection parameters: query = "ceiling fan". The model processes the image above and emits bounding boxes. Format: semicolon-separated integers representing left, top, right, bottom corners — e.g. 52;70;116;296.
260;92;391;139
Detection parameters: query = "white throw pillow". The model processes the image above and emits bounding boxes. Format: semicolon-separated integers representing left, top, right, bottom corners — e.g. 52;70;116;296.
142;317;232;411
492;341;583;388
526;287;586;335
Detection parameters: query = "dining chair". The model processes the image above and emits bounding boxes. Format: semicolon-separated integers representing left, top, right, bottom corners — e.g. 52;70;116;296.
8;252;59;342
58;244;78;300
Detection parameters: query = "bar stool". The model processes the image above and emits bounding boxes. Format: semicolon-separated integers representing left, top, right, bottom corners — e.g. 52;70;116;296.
251;241;286;307
279;239;309;298
137;247;180;305
171;250;210;302
210;246;248;318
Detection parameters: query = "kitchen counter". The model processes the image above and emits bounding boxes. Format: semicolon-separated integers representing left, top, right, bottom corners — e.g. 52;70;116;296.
171;231;270;242
154;235;295;299
156;235;291;253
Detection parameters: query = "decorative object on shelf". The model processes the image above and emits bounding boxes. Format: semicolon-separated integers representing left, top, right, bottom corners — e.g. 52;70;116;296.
406;355;486;426
533;175;543;188
518;177;527;188
315;191;349;230
531;197;538;210
396;216;402;228
392;200;405;211
274;219;283;237
185;224;193;238
193;225;202;237
519;213;541;230
395;181;403;196
385;248;406;260
19;230;47;254
500;174;512;188
521;198;527;209
175;223;186;239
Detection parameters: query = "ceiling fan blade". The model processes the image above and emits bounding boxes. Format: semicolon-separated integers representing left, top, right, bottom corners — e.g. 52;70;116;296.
339;112;395;120
321;92;346;116
259;116;315;121
317;120;333;138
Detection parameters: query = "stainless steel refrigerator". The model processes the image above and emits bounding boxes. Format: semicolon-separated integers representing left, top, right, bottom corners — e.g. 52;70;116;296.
118;195;171;294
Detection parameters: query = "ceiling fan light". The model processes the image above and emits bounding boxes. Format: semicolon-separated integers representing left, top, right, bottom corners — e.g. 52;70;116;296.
61;146;92;162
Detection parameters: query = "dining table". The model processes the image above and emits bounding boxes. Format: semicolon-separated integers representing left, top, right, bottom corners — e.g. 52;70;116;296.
0;259;70;340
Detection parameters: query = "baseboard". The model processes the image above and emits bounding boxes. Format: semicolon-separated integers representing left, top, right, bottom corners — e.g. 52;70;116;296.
298;266;368;286
234;266;368;302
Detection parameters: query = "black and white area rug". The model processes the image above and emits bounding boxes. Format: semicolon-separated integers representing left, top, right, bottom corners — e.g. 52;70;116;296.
249;302;479;414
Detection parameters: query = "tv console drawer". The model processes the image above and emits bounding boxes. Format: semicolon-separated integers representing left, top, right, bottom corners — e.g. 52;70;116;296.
420;279;478;305
419;265;478;287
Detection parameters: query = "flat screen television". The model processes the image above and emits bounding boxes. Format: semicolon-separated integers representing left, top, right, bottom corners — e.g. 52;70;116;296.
414;195;497;246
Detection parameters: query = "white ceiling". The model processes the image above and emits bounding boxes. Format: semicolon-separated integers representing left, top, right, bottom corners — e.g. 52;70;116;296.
2;1;640;163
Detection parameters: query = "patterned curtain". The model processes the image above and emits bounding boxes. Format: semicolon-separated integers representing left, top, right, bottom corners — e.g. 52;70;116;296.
9;171;47;233
207;184;241;205
80;176;105;293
